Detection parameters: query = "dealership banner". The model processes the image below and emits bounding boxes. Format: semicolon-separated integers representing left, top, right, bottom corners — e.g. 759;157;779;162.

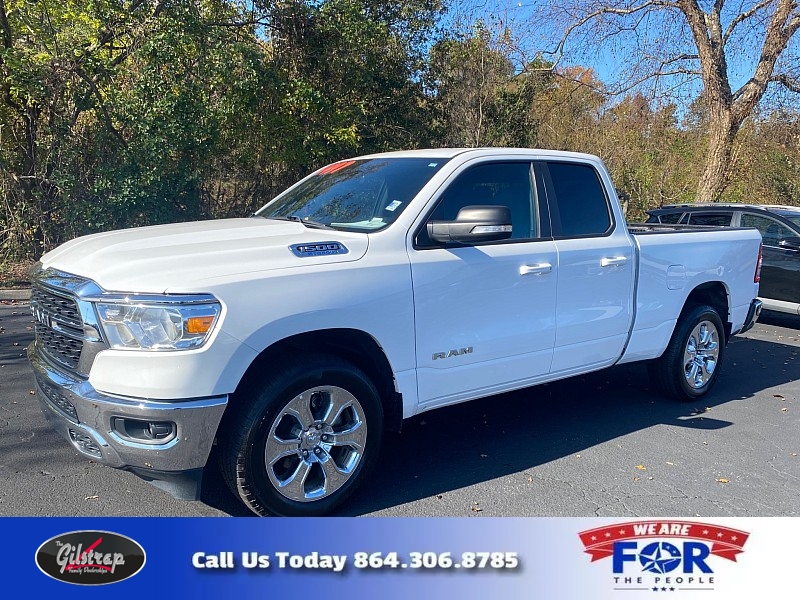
2;517;793;599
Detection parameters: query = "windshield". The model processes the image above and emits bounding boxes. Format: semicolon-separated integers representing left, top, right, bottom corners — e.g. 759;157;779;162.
255;157;450;231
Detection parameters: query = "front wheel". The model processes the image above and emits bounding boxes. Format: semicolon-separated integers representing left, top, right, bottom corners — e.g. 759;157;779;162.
218;355;383;516
651;304;725;402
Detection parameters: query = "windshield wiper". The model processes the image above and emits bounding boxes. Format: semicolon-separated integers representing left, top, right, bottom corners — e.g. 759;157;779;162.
271;215;336;230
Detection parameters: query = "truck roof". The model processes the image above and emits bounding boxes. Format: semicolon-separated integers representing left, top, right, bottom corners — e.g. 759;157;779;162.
356;147;604;162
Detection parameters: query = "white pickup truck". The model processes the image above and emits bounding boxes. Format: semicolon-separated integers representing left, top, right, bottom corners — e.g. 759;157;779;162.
27;148;763;516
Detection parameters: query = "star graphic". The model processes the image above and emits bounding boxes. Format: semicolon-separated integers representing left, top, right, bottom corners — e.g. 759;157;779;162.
652;587;659;592
717;532;724;538
639;542;682;574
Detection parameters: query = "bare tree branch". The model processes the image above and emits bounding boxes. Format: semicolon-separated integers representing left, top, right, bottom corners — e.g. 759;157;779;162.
535;0;800;201
771;72;800;92
732;0;800;119
70;65;128;148
723;0;775;44
659;52;700;64
608;67;701;94
543;0;679;65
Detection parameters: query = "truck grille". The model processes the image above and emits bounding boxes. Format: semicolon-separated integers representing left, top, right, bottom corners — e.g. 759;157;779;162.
31;286;85;372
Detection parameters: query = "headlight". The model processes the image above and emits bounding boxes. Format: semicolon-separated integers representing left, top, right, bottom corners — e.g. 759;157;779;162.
95;299;221;350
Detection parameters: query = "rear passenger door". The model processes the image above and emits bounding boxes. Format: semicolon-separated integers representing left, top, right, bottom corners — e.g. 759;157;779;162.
539;160;636;373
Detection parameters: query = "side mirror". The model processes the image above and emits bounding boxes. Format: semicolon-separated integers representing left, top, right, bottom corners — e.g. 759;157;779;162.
427;205;512;244
778;236;800;251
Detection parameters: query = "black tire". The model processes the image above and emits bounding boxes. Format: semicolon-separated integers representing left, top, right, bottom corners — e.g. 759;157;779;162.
651;304;726;402
218;354;383;516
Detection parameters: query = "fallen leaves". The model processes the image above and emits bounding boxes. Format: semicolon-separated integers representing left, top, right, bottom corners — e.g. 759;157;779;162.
716;478;729;484
85;495;99;500
635;464;646;470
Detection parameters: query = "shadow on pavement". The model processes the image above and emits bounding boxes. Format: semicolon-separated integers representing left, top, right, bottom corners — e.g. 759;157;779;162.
330;334;799;516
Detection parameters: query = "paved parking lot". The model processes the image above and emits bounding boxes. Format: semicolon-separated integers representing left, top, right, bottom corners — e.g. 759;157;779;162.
1;298;798;517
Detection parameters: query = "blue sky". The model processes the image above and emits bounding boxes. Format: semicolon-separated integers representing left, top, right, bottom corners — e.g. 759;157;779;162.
448;0;800;113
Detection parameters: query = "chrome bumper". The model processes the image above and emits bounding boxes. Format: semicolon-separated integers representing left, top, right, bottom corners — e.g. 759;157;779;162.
739;299;762;334
28;340;227;498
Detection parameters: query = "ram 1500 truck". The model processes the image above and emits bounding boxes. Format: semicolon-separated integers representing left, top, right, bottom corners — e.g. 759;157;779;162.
27;148;763;516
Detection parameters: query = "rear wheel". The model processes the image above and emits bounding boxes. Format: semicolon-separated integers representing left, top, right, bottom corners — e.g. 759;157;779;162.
652;304;725;402
218;354;383;516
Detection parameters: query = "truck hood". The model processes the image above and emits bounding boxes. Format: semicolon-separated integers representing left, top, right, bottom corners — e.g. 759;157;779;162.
38;218;369;293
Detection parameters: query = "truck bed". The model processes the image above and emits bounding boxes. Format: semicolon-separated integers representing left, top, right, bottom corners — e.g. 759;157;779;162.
626;222;754;234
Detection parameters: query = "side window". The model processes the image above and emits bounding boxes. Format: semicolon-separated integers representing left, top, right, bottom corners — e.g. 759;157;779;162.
424;162;536;242
686;213;733;226
543;162;612;237
741;213;795;246
657;212;683;224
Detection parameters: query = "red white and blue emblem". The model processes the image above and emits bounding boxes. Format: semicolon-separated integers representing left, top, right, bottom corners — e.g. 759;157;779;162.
578;520;749;593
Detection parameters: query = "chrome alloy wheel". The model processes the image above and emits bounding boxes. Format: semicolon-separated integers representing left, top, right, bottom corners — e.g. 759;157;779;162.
265;386;367;502
683;320;720;389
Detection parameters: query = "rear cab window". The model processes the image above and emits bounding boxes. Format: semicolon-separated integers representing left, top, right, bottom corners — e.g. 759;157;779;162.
540;161;613;237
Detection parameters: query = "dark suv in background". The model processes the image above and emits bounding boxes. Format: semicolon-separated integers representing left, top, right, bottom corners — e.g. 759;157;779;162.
645;204;800;315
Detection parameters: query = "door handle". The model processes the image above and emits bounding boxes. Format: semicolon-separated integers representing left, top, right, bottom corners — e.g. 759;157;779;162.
519;263;552;276
601;256;628;267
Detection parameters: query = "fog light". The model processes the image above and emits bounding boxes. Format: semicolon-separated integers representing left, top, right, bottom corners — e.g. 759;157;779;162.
112;418;177;444
68;428;102;458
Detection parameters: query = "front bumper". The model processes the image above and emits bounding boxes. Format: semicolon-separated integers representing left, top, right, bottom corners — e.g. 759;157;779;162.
28;340;227;499
739;299;763;334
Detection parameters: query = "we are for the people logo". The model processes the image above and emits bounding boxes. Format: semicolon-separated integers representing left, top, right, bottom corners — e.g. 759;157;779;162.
578;520;749;593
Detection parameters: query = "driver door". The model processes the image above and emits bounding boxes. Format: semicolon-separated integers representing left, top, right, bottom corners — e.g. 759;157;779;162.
408;160;558;410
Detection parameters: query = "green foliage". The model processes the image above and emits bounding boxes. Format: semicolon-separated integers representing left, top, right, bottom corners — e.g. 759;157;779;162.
1;1;799;261
0;0;444;259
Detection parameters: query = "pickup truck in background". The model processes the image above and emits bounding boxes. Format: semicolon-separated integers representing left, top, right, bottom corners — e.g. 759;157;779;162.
27;148;763;516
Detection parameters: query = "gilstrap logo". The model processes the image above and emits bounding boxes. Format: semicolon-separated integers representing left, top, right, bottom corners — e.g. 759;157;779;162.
36;531;146;585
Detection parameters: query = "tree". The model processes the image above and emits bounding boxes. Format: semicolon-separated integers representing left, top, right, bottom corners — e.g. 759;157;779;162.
537;0;800;202
427;25;517;146
0;0;171;256
0;0;445;259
